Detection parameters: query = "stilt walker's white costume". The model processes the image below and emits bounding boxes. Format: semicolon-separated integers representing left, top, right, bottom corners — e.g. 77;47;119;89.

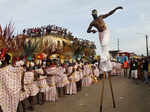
99;29;112;72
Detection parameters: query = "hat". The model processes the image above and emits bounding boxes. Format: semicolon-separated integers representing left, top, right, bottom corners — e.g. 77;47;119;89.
30;62;35;67
49;55;52;59
27;56;32;61
37;56;41;59
16;60;24;67
35;59;40;65
1;48;6;57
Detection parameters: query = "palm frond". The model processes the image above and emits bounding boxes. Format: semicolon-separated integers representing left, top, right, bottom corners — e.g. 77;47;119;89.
23;38;40;57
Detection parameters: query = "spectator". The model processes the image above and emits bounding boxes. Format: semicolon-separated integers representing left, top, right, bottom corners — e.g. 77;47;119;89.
137;59;143;80
46;25;51;34
128;59;133;79
37;28;41;37
131;59;138;79
23;29;26;35
142;58;149;84
122;58;128;77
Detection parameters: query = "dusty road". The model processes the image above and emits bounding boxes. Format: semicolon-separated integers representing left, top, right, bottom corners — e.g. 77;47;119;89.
28;76;150;112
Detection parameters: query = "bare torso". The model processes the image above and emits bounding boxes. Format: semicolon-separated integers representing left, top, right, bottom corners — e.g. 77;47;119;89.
87;6;123;33
91;16;107;32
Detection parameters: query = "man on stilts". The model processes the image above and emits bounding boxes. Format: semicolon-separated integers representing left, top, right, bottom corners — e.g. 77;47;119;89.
87;6;123;112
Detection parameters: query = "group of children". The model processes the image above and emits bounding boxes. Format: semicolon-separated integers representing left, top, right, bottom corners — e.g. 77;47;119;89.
0;54;102;112
18;60;101;112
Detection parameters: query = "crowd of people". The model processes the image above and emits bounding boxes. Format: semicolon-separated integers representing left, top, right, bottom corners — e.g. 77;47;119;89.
5;47;150;112
129;57;150;84
22;24;96;50
0;51;105;112
118;56;150;84
2;48;150;112
23;24;73;38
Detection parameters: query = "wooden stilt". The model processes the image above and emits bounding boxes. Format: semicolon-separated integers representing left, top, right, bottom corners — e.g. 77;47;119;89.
108;72;116;108
99;72;106;112
0;106;3;112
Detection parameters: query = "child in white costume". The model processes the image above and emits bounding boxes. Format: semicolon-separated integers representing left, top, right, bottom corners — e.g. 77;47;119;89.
45;65;58;102
82;63;92;87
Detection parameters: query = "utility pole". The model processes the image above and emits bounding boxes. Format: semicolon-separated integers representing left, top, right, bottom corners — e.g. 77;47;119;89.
136;33;149;56
117;38;120;51
146;35;148;56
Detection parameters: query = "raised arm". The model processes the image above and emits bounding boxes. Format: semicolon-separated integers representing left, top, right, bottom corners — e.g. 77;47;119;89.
87;22;97;33
101;6;123;19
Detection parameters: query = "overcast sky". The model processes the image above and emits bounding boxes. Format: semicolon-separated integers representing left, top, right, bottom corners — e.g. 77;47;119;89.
1;0;150;55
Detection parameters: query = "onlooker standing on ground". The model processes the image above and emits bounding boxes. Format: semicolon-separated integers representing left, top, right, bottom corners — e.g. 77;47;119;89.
128;59;133;79
122;58;128;77
137;59;143;80
142;58;149;84
131;59;138;79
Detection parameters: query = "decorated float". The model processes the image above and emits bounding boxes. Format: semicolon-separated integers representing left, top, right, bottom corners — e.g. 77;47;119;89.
0;23;97;63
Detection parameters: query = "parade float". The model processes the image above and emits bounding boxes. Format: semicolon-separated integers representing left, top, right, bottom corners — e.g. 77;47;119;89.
23;34;97;63
0;23;97;63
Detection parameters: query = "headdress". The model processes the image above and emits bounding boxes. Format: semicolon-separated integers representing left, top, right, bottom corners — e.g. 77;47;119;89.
16;60;24;67
27;56;32;61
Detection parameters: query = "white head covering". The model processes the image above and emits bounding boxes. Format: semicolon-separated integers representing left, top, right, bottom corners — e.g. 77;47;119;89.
30;62;35;67
16;60;24;67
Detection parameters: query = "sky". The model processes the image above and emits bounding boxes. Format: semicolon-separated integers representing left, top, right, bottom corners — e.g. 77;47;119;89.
0;0;150;56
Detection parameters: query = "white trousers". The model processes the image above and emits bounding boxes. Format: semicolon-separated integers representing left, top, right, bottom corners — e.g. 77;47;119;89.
99;29;112;72
131;70;138;79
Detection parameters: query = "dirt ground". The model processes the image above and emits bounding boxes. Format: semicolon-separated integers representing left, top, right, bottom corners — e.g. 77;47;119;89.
27;76;150;112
